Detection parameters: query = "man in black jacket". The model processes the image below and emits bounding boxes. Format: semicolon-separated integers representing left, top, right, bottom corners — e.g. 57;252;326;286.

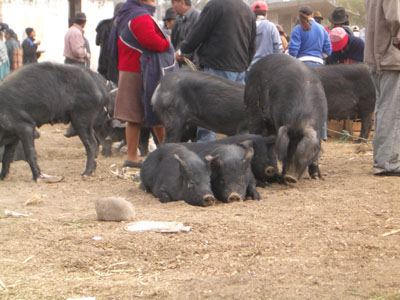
22;28;42;65
178;0;256;142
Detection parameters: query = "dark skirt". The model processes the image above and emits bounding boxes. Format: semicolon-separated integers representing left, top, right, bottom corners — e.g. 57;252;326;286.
114;71;143;124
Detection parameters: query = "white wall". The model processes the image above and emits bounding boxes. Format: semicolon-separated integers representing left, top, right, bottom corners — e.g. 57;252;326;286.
2;0;115;71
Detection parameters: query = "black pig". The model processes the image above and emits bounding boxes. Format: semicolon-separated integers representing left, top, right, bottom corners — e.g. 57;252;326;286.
0;62;109;180
245;54;327;183
140;144;216;207
184;140;261;202
312;64;376;141
151;71;247;143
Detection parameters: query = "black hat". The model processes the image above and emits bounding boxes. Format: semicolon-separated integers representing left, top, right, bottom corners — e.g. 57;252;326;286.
299;6;313;16
163;7;177;21
329;7;348;24
75;12;87;22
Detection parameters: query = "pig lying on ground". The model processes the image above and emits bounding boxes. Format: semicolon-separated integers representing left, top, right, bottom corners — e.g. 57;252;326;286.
312;64;376;141
140;144;217;207
184;140;261;202
245;54;327;183
202;134;279;186
0;62;109;180
151;71;247;143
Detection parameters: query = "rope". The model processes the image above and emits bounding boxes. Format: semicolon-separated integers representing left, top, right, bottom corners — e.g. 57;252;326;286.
183;57;198;71
326;128;371;143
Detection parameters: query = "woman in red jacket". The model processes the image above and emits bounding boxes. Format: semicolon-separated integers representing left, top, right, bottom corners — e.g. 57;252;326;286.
114;0;175;168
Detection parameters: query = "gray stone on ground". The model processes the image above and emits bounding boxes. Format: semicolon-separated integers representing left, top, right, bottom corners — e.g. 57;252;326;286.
95;197;136;222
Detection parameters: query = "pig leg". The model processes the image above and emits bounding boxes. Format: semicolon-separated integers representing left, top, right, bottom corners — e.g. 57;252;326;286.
76;126;97;176
308;162;321;179
0;139;19;180
246;180;261;200
154;187;172;203
138;127;150;156
357;115;373;142
19;128;41;181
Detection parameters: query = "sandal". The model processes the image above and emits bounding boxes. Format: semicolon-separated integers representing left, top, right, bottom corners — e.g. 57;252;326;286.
122;160;143;168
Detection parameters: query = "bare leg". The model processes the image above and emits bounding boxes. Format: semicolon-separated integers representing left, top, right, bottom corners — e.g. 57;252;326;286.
151;125;165;144
126;122;141;163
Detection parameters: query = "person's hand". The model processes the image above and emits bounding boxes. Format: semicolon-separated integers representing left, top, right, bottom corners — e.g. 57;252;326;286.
36;41;41;46
175;50;184;62
85;53;91;60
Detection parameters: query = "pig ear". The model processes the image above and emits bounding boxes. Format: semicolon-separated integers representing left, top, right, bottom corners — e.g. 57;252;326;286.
242;147;254;165
205;155;222;170
237;140;254;150
174;154;190;175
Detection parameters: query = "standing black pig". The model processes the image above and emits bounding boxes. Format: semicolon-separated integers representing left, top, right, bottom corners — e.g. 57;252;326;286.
0;62;109;180
184;140;261;202
245;54;327;183
312;64;376;141
151;71;247;143
140;144;216;207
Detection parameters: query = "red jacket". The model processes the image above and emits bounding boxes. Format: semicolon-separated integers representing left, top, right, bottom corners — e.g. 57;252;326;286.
118;14;170;72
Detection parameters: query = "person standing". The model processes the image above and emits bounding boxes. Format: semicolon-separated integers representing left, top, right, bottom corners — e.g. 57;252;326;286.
249;1;282;69
4;29;22;71
178;0;256;142
163;7;177;37
96;2;122;85
110;0;176;167
364;0;400;176
288;6;332;66
0;24;10;79
64;12;90;66
313;11;330;33
22;27;42;65
170;0;200;68
328;7;353;36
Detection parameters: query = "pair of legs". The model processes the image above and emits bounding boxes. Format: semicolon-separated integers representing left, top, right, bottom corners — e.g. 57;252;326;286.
371;68;400;174
125;122;164;163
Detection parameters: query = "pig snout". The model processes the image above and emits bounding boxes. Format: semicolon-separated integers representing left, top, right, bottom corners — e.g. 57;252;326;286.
265;166;275;177
227;192;242;203
202;194;216;206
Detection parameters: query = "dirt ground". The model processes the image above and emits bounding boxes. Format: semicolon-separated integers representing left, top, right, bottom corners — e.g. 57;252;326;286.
0;124;400;300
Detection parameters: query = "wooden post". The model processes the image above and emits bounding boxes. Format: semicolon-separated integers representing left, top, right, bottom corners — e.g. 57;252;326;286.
68;0;82;27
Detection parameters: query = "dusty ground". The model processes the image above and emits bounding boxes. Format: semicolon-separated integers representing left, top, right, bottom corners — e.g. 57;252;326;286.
0;124;400;300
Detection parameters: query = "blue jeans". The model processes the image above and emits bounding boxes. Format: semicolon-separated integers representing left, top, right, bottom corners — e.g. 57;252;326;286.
302;60;328;140
196;68;246;143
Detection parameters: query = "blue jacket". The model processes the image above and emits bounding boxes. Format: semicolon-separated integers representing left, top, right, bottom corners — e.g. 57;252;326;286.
289;19;332;60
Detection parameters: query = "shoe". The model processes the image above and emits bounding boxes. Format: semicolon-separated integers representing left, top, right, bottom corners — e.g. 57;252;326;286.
373;167;400;176
122;160;143;168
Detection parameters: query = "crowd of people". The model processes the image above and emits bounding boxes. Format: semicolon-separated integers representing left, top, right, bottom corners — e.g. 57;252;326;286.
0;23;43;79
1;0;398;177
